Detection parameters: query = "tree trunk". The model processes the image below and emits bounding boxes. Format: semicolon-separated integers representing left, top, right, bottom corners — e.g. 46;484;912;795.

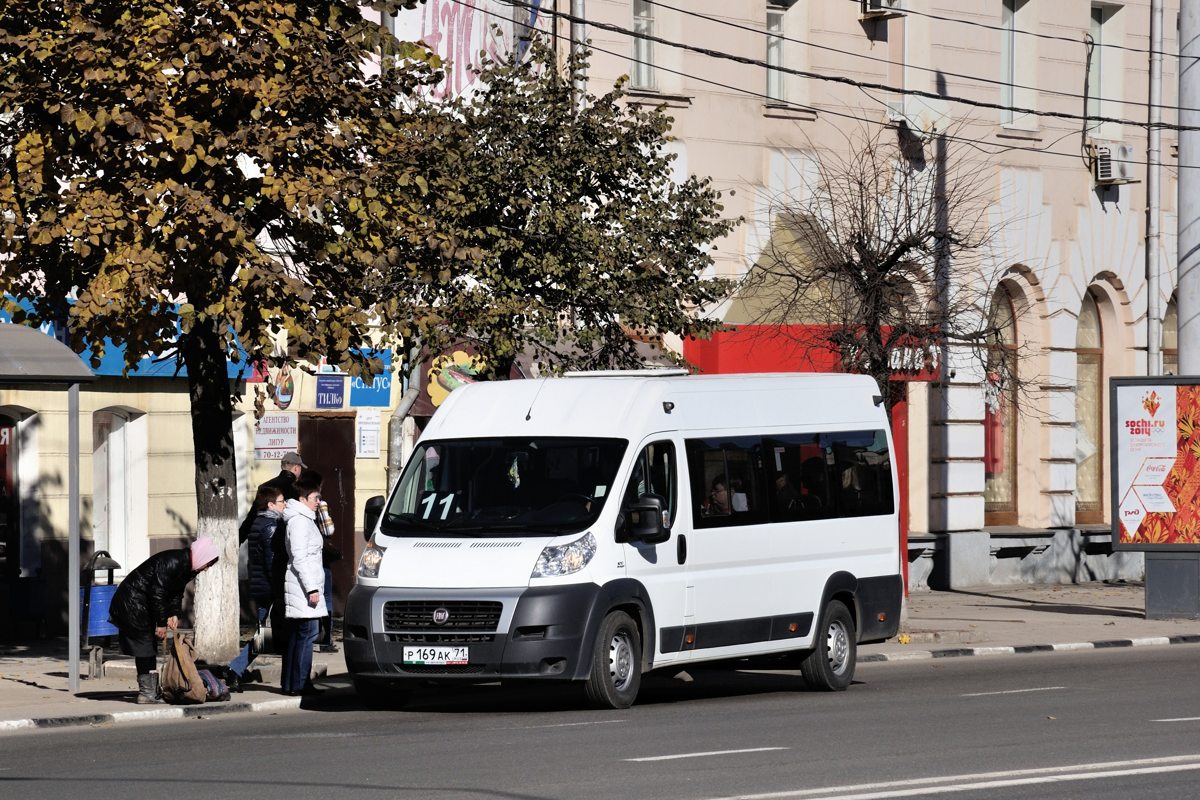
181;317;240;663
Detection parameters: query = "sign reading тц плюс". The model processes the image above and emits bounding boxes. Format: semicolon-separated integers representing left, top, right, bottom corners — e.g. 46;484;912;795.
1112;377;1200;550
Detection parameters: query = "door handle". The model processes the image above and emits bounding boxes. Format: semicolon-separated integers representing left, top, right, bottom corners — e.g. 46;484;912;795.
677;534;687;565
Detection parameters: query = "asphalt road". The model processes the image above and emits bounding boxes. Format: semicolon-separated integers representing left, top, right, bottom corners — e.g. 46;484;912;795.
4;646;1200;799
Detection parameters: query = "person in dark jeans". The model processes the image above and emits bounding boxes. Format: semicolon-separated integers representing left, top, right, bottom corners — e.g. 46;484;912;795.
228;484;285;687
301;468;340;653
281;479;328;695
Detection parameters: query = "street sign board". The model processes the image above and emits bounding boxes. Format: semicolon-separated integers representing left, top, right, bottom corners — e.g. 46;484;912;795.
1111;376;1200;550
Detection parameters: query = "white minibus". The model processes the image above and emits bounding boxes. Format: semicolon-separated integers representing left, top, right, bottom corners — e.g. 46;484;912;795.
345;371;902;708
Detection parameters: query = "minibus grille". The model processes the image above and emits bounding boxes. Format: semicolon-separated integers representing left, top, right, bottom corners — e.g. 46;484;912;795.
383;600;503;632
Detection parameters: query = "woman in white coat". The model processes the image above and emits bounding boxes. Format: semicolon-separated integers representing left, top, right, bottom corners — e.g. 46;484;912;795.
282;479;329;696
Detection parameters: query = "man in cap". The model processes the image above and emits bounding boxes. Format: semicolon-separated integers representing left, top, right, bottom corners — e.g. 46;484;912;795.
263;451;305;502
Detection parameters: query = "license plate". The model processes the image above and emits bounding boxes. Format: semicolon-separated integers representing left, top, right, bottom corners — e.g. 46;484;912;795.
403;646;468;666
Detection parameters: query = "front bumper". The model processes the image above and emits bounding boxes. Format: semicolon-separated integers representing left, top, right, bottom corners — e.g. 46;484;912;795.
344;583;604;683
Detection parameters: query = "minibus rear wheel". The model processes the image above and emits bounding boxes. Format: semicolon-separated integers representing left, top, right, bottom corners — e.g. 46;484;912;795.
584;610;642;709
800;600;855;691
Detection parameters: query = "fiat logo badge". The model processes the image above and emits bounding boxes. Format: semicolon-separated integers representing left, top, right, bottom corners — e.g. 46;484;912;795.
432;607;450;626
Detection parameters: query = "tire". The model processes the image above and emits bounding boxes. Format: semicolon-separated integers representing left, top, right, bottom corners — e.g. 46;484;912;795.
800;600;856;691
353;677;412;710
584;610;642;709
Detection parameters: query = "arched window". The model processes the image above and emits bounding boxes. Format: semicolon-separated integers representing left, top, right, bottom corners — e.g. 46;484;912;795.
1075;292;1104;523
985;288;1018;524
1163;297;1178;375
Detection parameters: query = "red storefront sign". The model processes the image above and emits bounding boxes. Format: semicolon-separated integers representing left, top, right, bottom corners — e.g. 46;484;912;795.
683;324;939;382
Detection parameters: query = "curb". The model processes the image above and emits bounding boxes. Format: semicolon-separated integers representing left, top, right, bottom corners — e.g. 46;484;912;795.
0;693;344;734
859;633;1200;662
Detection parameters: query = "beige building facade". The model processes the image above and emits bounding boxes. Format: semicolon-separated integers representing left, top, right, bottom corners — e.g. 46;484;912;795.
579;0;1177;585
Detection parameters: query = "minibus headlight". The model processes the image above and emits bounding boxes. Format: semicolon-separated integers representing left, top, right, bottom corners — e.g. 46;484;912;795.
358;536;387;579
532;531;596;578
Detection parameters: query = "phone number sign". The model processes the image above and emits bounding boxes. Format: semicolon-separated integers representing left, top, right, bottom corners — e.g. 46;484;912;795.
254;411;298;460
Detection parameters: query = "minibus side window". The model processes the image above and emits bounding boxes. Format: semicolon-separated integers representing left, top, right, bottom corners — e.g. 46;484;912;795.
685;437;766;529
823;430;895;517
622;441;677;524
764;435;830;521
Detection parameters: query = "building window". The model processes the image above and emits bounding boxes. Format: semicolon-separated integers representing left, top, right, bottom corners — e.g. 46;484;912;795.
767;5;786;103
632;0;657;90
1087;5;1109;120
1000;0;1021;124
1075;292;1104;523
984;288;1018;524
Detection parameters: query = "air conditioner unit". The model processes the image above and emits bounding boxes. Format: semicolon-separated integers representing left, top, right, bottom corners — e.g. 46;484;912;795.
1094;142;1138;186
861;0;906;20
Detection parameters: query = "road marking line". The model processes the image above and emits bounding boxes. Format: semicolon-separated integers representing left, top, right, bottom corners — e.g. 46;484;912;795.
702;753;1200;800
960;686;1066;697
515;720;627;730
242;732;361;739
628;747;789;762
1152;716;1200;722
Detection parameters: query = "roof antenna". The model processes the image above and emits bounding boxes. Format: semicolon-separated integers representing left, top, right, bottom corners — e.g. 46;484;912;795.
525;377;549;421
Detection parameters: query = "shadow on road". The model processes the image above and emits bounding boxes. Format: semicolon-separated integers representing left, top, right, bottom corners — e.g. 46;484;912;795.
303;667;835;714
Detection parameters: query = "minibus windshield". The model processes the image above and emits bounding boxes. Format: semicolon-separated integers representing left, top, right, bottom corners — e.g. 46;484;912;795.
381;437;628;536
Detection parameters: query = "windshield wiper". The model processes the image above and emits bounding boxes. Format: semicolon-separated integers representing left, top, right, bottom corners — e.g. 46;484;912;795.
381;515;442;532
467;522;584;533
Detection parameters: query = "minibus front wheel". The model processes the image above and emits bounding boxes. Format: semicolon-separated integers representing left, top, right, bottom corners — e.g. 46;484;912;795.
584;610;642;709
800;600;856;691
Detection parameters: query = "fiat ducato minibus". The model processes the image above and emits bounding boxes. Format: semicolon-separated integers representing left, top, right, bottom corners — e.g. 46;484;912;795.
345;370;902;708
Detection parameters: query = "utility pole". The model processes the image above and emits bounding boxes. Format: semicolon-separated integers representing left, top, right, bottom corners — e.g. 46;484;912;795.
1147;0;1163;376
571;0;586;104
1180;2;1200;376
1146;0;1200;620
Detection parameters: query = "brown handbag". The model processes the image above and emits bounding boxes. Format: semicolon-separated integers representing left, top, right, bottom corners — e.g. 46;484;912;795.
160;632;208;704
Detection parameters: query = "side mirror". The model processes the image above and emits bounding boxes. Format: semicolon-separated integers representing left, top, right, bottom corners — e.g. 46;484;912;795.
618;494;669;545
363;495;385;542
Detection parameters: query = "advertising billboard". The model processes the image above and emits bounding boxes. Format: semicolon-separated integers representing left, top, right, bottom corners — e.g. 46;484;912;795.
1111;376;1200;550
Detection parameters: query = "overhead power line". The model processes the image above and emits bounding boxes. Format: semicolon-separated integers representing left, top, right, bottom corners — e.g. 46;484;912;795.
443;0;1186;173
498;0;1196;133
861;0;1194;62
642;0;1188;117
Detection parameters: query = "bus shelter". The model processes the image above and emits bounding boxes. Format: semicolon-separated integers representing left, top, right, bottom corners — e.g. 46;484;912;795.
0;324;96;690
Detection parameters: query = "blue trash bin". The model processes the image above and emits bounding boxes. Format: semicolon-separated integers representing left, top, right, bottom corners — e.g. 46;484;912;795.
82;584;120;637
81;550;122;644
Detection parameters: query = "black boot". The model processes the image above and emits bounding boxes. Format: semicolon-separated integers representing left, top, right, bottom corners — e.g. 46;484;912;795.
137;672;165;704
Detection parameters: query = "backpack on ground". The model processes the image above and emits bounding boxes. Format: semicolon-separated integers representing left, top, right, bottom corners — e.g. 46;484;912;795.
160;632;208;705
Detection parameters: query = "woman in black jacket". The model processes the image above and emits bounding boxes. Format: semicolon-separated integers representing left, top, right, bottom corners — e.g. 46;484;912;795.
108;537;220;704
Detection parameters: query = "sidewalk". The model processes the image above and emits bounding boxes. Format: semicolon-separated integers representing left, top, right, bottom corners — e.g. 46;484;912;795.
1;581;1197;733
